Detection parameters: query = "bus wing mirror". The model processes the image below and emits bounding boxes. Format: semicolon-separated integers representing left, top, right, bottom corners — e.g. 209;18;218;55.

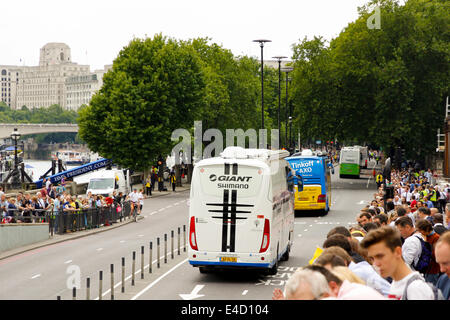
296;175;304;192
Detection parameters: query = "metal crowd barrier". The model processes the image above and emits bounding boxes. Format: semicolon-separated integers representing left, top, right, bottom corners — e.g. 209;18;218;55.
1;201;135;236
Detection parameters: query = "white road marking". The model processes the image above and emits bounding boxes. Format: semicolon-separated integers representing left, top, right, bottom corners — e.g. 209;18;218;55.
64;260;72;264
131;258;188;300
96;248;103;251
158;208;165;212
242;290;248;296
31;274;41;279
179;284;205;300
94;245;188;300
120;240;125;243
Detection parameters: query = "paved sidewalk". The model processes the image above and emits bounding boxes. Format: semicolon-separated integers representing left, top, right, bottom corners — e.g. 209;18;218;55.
0;184;191;261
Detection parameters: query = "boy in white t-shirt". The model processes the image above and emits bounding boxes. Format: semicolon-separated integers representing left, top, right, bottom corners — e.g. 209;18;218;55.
138;189;144;214
360;226;437;300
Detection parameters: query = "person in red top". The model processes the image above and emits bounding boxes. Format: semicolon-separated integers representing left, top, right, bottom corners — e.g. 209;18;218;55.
410;195;417;213
416;219;441;285
104;196;114;206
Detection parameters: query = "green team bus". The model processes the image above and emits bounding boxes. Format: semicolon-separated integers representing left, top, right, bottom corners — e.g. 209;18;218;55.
339;147;361;178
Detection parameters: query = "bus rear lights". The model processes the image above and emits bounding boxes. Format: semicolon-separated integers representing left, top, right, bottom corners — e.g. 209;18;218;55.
317;194;326;203
259;219;270;253
189;216;198;251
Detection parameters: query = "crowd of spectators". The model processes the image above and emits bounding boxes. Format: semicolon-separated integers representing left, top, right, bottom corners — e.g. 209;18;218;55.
273;167;450;300
0;178;145;224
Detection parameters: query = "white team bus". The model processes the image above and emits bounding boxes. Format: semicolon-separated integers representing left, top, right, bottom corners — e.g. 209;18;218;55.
355;145;369;169
188;146;303;275
339;146;361;178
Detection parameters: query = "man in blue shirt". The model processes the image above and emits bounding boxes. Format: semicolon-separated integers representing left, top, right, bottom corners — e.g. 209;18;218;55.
435;232;450;299
52;195;62;233
423;196;434;209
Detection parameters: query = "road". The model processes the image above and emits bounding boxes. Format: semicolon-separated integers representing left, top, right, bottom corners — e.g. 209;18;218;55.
0;161;379;300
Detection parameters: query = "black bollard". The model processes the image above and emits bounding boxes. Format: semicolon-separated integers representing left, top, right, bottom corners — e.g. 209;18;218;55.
149;242;153;274
141;246;145;280
178;227;181;256
110;264;114;300
86;277;90;300
164;233;167;264
121;257;125;293
171;230;174;259
157;237;160;269
183;225;186;252
132;251;136;286
99;270;103;300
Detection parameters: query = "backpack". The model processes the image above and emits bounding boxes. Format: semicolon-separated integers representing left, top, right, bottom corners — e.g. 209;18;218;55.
412;235;432;274
401;273;444;300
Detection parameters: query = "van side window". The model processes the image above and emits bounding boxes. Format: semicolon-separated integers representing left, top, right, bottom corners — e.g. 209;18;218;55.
286;166;294;192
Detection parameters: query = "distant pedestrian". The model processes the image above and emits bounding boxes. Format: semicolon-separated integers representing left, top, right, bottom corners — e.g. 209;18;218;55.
151;169;157;192
138;189;144;214
170;172;176;192
145;176;152;196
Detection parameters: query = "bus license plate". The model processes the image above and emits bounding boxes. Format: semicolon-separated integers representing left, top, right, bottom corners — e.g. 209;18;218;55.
299;197;309;201
220;257;237;263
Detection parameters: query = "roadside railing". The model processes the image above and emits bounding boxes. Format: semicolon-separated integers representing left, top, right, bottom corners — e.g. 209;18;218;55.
0;201;136;236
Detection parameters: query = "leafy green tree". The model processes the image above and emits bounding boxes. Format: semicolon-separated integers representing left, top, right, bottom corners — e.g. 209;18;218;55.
290;0;449;159
78;34;206;170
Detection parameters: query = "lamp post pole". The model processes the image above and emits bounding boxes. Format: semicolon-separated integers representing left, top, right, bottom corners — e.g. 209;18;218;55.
253;39;271;131
10;128;22;189
281;67;293;149
272;56;287;146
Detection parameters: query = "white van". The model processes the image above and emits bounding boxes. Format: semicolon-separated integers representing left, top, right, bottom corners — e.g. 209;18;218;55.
188;147;302;275
86;169;130;197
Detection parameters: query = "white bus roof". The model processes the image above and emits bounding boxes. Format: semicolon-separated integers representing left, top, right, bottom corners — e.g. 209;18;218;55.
196;147;289;167
220;146;289;160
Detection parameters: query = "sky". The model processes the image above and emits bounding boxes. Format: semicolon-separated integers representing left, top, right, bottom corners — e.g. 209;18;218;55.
1;0;371;71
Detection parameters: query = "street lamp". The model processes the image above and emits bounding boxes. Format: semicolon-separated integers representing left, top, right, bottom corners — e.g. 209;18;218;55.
10;128;22;189
253;39;271;131
11;128;21;169
272;56;287;146
288;116;293;151
281;67;294;148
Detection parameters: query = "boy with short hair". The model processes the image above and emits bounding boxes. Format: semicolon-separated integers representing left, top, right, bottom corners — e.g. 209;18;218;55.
360;226;437;300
